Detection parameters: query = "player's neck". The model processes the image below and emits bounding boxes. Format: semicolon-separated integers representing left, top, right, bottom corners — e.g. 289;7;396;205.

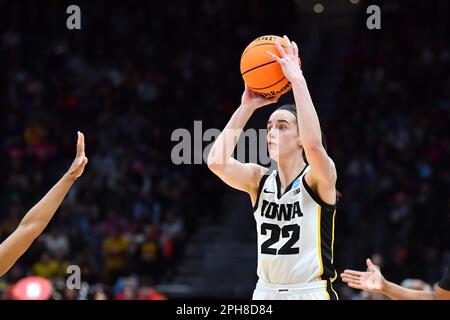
277;153;306;193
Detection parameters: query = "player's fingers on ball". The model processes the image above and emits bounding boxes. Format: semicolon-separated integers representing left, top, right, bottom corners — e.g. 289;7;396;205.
292;41;299;57
266;51;282;62
274;40;287;58
283;35;291;45
267;51;284;64
283;35;293;55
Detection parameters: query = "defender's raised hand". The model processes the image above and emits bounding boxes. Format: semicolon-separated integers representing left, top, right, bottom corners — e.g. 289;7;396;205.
67;131;88;179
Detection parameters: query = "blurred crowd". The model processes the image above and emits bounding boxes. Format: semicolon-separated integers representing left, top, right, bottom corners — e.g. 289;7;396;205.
333;1;450;299
0;0;249;299
0;0;296;299
0;0;449;299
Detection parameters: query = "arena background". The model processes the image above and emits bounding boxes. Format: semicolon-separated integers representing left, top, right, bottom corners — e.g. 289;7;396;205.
0;0;449;300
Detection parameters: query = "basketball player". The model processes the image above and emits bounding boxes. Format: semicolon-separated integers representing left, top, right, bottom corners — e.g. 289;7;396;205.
0;132;88;277
341;258;450;300
207;36;338;300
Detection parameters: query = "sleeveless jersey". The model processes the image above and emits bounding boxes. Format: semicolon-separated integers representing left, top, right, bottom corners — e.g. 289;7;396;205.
253;165;337;284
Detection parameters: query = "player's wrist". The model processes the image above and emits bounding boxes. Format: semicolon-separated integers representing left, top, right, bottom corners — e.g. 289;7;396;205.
290;74;306;87
380;278;390;294
240;102;259;112
63;171;78;183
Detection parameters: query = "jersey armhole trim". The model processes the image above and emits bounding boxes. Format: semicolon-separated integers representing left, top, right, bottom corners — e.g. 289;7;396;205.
302;175;337;210
252;173;270;212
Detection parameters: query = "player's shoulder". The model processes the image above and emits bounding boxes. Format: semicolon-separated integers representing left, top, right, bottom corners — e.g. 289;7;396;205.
254;168;277;193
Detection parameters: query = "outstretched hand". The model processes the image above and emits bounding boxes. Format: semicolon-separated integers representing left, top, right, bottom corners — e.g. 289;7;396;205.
266;35;302;83
66;131;88;179
340;258;385;293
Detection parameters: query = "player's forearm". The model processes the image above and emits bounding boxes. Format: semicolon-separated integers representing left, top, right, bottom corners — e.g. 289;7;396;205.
291;75;323;148
19;173;76;235
0;173;76;276
207;104;255;166
382;280;435;300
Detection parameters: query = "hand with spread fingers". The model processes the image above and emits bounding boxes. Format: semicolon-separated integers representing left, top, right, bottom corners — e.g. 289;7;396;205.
266;35;303;83
341;258;450;300
341;258;385;293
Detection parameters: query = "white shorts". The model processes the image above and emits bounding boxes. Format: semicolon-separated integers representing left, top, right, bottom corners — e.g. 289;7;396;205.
252;279;338;300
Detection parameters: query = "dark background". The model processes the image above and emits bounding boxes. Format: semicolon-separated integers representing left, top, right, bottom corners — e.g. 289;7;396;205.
0;0;449;299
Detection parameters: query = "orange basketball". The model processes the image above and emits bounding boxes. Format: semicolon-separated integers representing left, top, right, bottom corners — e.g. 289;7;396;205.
240;35;299;99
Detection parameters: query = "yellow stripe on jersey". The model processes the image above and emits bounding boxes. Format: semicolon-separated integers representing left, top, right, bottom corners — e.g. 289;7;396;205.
331;208;337;282
330;208;338;299
317;207;330;300
318;205;338;300
317;205;323;279
330;283;338;300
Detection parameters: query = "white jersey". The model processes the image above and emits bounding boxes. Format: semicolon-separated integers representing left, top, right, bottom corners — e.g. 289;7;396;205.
253;165;337;291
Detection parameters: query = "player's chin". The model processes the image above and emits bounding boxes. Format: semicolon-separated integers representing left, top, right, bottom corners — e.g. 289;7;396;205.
268;150;279;162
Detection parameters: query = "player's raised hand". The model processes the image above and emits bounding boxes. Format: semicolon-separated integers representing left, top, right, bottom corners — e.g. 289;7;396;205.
340;258;385;293
66;131;88;179
266;35;302;83
241;83;279;110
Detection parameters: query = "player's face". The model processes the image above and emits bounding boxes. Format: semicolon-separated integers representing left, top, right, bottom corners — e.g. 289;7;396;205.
267;110;300;162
